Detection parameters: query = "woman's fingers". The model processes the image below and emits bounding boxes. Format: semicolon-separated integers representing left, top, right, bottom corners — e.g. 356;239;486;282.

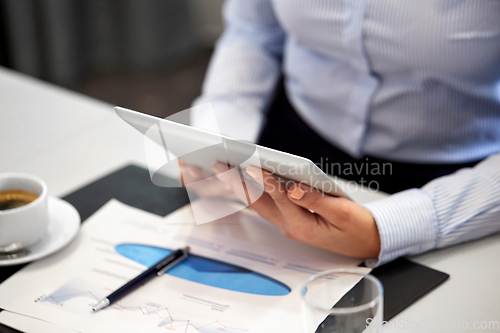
183;163;380;259
179;160;236;199
246;166;302;214
213;163;286;227
178;160;204;185
286;183;351;230
246;166;313;238
186;177;230;197
212;162;248;203
287;183;380;257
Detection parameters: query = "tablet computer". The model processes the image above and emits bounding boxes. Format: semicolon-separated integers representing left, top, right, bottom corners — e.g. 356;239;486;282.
115;106;349;199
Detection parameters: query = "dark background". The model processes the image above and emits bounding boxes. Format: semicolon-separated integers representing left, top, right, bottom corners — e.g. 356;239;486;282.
0;0;224;121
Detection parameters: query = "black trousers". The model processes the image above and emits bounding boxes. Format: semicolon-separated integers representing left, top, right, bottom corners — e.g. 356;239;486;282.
257;82;481;194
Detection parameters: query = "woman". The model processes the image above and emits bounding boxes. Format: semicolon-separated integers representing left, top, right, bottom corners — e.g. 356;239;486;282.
182;0;500;266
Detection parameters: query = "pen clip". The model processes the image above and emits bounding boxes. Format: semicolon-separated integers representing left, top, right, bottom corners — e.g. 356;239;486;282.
157;248;189;276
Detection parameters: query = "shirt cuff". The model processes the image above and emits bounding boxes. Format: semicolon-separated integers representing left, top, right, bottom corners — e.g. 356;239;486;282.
190;99;264;143
363;189;439;267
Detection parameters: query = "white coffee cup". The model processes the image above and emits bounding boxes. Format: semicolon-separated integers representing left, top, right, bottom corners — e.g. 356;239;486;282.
0;173;49;254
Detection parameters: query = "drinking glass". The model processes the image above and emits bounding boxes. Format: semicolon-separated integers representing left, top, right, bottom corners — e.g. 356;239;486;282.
301;269;383;333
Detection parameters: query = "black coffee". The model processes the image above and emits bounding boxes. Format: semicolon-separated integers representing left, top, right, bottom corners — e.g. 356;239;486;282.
0;190;39;211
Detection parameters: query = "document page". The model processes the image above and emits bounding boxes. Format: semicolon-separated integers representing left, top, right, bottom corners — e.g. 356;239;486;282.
0;199;366;333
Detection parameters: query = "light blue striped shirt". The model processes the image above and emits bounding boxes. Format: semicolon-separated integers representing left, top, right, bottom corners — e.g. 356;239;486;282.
192;0;500;265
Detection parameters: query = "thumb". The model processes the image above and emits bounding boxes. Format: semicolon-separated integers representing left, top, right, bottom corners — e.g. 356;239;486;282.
287;183;343;217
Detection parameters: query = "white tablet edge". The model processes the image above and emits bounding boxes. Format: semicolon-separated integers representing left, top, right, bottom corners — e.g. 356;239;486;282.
114;106;350;200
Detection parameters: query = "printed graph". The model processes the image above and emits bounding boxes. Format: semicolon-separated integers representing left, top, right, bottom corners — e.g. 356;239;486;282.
35;278;248;333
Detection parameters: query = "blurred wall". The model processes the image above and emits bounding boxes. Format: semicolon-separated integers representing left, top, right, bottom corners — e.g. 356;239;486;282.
188;0;224;47
1;0;224;86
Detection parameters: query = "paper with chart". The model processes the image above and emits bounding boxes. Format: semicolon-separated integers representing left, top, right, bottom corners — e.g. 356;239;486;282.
0;199;365;333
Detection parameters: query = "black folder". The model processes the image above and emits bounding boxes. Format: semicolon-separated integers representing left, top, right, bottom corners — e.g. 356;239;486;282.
0;164;449;333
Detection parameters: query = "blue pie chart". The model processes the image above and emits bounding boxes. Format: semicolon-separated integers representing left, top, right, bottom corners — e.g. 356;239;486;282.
115;243;291;296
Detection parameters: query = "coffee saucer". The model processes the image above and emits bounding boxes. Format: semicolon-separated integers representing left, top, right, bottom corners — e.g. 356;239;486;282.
0;196;80;266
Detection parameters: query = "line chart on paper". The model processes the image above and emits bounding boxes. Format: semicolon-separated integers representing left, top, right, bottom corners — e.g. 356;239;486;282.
35;278;249;333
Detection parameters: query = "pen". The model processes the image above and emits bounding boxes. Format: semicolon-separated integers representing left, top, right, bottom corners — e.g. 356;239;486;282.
92;246;190;312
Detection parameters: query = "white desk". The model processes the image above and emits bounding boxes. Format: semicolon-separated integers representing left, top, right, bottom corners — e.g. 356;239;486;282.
1;66;499;333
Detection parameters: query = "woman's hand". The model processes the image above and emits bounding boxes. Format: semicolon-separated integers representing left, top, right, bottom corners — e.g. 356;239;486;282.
211;162;381;260
178;160;239;201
